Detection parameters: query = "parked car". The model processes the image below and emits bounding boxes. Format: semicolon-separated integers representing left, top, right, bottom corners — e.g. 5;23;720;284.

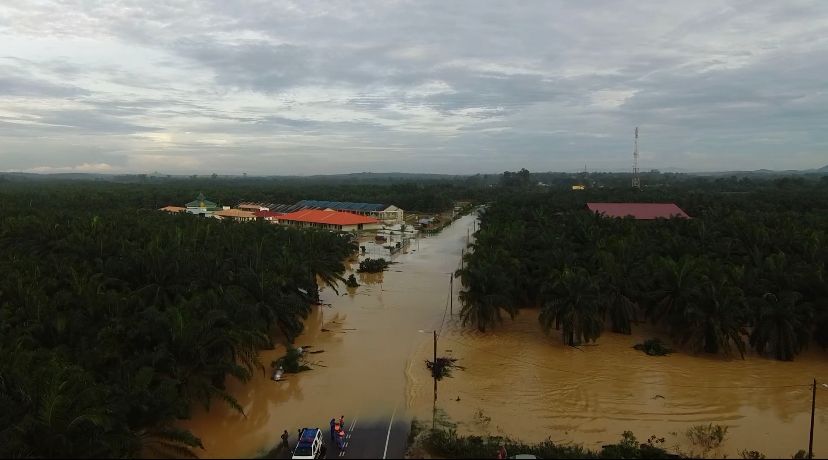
292;428;325;459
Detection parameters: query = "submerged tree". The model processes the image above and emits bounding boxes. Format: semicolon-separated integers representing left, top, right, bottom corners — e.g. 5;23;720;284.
749;292;812;361
540;267;603;346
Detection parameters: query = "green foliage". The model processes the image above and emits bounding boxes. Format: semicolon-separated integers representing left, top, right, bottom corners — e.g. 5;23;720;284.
358;258;390;273
345;274;360;287
500;168;533;188
0;184;356;457
425;356;463;380
455;180;828;360
421;425;675;459
740;449;767;459
634;338;674;356
686;423;728;453
276;348;311;374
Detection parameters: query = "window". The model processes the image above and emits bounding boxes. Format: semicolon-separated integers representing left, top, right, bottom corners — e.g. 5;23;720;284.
294;443;313;456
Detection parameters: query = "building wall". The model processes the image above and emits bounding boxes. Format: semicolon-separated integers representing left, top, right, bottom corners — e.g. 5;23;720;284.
186;206;213;216
279;220;381;232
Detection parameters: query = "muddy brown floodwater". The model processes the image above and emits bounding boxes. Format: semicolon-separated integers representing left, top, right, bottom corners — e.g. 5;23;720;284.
181;213;828;459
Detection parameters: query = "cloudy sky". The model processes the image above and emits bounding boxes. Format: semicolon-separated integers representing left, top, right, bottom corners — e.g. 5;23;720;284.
1;1;827;175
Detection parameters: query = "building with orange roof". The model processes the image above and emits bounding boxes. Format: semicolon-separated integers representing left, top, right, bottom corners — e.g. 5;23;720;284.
159;205;186;213
277;209;381;232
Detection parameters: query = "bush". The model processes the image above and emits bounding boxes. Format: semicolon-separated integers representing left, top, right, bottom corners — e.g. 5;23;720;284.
358;257;390;273
634;338;674;356
420;424;676;459
686;424;728;454
345;274;360;287
276;348;311;373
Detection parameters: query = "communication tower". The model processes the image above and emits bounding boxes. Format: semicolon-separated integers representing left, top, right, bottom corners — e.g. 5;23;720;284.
632;127;641;190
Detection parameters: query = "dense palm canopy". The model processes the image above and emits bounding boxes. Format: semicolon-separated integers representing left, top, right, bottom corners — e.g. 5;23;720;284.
749;292;812;361
540;267;603;346
456;176;828;362
0;185;356;457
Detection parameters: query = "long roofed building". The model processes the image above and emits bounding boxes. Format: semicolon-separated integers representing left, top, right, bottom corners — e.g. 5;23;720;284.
296;200;403;224
277;209;381;232
587;202;690;220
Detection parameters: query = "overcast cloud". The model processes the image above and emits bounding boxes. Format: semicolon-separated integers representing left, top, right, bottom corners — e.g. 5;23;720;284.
1;1;827;174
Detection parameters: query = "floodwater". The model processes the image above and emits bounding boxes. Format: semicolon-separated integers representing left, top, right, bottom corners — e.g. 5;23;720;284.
181;213;828;459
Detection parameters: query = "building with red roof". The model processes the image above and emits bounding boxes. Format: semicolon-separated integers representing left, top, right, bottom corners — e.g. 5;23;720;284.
253;210;282;222
277;209;381;232
587;203;690;220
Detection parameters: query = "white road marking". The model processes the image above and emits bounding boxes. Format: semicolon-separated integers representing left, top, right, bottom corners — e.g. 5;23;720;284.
336;416;357;457
382;406;398;459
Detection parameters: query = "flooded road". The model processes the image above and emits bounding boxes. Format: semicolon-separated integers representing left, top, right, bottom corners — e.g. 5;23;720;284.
182;213;828;459
180;215;473;458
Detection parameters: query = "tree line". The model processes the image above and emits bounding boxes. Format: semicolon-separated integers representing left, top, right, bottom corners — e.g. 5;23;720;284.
456;181;828;361
0;177;486;214
0;187;355;457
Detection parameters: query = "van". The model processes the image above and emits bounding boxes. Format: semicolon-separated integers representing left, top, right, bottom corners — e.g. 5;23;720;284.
291;428;325;459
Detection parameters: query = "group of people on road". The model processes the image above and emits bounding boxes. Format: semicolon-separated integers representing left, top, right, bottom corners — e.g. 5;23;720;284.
330;415;346;449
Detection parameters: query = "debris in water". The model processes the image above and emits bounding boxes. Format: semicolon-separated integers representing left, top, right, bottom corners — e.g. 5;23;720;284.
426;356;465;380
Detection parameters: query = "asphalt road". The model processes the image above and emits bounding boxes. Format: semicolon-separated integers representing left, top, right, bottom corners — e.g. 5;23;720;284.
275;411;409;459
337;413;408;459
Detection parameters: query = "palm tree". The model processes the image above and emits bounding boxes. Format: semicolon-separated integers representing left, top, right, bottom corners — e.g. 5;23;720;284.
456;250;518;332
646;256;704;327
596;247;640;334
749;292;812;361
540;267;604;346
677;275;748;357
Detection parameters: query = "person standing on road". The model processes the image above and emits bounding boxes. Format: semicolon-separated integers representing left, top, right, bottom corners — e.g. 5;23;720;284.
337;429;346;449
280;430;289;450
339;415;345;429
329;418;336;442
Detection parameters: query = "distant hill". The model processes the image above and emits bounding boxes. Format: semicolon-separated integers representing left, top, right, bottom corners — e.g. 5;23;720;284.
695;166;828;177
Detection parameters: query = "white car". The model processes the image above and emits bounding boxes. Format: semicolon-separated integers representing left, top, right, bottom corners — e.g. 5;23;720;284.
292;428;325;459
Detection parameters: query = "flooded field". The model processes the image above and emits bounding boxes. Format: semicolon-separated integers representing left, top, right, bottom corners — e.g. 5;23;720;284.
181;213;828;459
409;312;828;458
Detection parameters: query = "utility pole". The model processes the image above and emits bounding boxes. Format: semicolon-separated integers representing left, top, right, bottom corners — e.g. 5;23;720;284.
809;378;816;459
432;330;438;429
450;274;454;315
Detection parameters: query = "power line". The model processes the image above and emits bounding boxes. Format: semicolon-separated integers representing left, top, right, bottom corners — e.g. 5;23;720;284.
441;336;812;390
438;289;450;337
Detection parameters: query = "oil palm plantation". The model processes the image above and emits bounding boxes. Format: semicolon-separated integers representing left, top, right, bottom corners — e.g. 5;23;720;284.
749;292;812;361
455;248;519;332
540;267;604;346
675;275;748;357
